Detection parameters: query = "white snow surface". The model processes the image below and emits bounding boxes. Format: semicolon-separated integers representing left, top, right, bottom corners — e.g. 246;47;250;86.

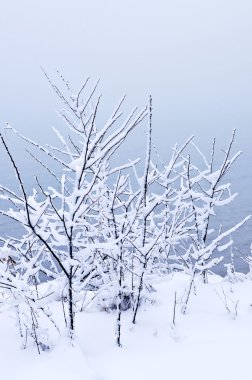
1;272;251;380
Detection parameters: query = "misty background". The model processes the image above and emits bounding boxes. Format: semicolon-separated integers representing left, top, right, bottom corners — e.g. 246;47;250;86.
0;0;252;272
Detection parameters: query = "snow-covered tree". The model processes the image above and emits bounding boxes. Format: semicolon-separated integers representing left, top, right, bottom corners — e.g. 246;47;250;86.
0;74;147;340
0;73;249;350
178;132;250;313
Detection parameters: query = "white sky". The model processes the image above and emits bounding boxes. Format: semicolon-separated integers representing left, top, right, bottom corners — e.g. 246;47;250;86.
1;0;252;155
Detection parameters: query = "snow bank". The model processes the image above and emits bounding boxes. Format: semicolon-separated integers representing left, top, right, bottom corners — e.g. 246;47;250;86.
1;272;252;380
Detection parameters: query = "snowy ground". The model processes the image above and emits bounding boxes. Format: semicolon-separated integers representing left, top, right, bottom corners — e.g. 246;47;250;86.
1;272;252;380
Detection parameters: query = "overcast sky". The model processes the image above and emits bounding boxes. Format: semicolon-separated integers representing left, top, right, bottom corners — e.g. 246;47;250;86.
1;0;252;156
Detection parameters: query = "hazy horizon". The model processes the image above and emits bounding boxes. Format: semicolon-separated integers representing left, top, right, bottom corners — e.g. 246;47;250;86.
0;0;252;157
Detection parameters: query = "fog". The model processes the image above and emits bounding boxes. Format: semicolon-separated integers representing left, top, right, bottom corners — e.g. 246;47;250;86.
1;0;252;154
